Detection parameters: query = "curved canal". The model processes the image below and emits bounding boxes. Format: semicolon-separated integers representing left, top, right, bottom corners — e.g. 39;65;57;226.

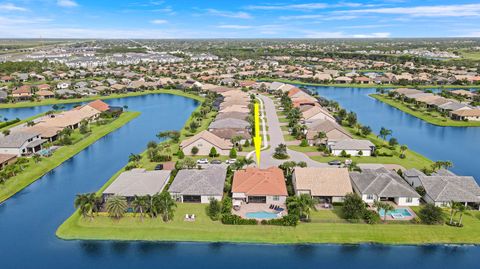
0;92;479;269
307;86;480;182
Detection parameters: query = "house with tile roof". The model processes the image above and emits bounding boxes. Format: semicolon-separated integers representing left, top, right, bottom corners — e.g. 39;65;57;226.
349;168;420;206
293;167;352;203
180;130;233;156
330;139;376;156
0;131;45;156
306;119;352;145
169;166;226;203
102;168;171;201
232;167;288;204
404;169;480;208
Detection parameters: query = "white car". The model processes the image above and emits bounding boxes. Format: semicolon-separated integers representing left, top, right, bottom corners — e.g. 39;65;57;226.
225;159;237;164
196;159;209;164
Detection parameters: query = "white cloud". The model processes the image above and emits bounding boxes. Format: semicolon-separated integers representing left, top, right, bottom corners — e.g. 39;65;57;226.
279;14;358;20
352;32;391;38
344;4;480;17
150;19;168;24
246;3;329;11
57;0;78;8
0;3;28;12
217;25;252;29
0;16;52;25
205;9;252;19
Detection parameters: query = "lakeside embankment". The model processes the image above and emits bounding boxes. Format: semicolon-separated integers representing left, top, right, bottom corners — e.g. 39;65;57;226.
0;89;203;109
370;94;480;127
0;111;140;203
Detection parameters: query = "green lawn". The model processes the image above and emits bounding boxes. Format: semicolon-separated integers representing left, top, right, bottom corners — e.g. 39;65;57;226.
256;77;480;89
0;111;140;203
0;89;203;109
57;203;480;244
371;94;480;127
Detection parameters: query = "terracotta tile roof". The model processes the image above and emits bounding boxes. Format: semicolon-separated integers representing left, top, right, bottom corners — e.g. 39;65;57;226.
86;100;110;112
232;167;288;196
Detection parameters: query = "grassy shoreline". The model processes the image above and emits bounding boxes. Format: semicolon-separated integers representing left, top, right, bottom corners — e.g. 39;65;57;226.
256;77;480;89
0;111;140;203
371;94;480;127
57;203;480;245
0;89;203;109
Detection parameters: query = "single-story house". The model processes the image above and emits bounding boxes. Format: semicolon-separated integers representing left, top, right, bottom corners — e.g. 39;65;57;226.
0;131;45;156
293;167;352;203
232;167;288;204
306;119;352;145
350;168;420;206
180;130;233;156
0;153;17;169
169;166;227;203
329;139;375;156
451;109;480;121
404;169;480;208
102;168;171;201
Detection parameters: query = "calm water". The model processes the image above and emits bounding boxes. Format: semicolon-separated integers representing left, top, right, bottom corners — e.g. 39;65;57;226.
307;86;480;181
0;93;479;269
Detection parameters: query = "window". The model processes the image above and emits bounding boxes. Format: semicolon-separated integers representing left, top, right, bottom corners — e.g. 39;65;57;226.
406;197;413;203
273;196;279;201
366;194;374;200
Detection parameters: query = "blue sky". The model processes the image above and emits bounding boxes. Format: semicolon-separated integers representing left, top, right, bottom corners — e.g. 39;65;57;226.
1;0;480;38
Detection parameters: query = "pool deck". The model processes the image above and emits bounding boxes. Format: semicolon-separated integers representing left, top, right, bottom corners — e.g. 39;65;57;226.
232;203;287;220
378;206;416;221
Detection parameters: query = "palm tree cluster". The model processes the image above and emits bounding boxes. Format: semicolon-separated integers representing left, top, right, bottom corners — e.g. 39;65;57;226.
286;194;317;221
74;192;177;222
0;157;30;185
448;200;468;227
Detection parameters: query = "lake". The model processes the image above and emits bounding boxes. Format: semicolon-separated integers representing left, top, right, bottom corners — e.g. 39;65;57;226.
0;92;479;269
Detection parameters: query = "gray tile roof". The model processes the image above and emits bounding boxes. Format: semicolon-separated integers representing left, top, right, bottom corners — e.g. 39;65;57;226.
103;168;171;197
350;168;420;198
330;139;375;150
209;118;250;129
169;166;227;196
419;175;480;203
0;132;40;148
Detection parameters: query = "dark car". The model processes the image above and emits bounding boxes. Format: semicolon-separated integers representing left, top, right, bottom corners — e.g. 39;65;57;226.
210;160;222;164
328;160;342;166
154;164;163;170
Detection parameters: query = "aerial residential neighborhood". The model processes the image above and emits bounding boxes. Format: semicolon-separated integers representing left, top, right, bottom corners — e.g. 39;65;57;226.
1;1;480;269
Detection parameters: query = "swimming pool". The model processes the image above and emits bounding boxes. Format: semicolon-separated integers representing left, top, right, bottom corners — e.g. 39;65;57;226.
245;211;279;219
379;208;412;218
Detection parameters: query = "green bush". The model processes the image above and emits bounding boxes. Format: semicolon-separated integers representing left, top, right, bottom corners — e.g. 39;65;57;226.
418;204;444;225
363;209;380;224
206;199;222;221
261;214;299;226
221;214;257;225
299;139;309;147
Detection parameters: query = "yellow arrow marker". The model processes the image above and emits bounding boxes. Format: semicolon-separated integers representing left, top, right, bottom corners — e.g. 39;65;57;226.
253;102;262;166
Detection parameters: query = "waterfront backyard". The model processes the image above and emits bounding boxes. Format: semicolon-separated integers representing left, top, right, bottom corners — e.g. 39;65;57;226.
57;203;480;244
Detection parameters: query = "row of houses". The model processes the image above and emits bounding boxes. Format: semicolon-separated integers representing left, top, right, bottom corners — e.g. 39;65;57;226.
0;100;112;168
180;87;252;156
102;164;480;211
390;88;480;121
270;82;376;156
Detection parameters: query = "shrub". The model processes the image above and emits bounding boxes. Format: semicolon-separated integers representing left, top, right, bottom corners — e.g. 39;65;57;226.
261;214;299;226
191;146;199;155
206;199;222;221
418;204;444;225
221;214;257;225
342;193;366;220
209;147;219;157
229;148;237;158
415;186;426;197
177;150;185;159
151;155;172;162
363;209;380;224
299;139;308;147
340;150;350;158
221;197;232;215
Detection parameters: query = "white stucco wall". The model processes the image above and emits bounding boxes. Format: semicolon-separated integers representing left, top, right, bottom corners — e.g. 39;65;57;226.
395;197;420;206
331;149;372;157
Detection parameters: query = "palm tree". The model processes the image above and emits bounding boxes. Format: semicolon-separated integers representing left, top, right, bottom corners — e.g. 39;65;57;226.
448;200;459;225
286;194;316;221
74;193;99;220
313;131;327;143
106;195;128;219
457;204;467;226
132;195;148;222
378;127;392;141
128;153;142;166
153;192;177;222
400;144;408;157
374;200;395;222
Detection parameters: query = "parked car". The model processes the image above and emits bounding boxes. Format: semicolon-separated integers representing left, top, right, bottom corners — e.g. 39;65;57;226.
328;160;342;166
196;159;209;164
210;159;222;164
154;164;163;170
225;159;237;164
